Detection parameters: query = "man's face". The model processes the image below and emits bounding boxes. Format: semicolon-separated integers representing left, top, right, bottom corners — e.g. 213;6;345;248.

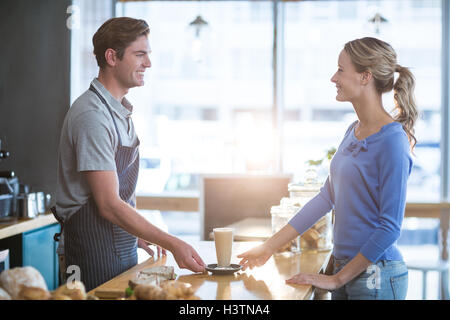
113;35;151;90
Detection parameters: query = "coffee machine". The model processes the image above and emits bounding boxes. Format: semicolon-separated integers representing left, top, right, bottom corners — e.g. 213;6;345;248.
0;138;16;222
0;138;51;222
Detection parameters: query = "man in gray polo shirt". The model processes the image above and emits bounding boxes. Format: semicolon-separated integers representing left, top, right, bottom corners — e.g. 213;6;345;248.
55;17;205;290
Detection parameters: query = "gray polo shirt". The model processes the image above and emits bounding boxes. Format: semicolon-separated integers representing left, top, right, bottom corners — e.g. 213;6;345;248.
56;78;139;222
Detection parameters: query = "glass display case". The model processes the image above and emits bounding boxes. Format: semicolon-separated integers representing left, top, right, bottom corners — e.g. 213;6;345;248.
270;204;300;254
288;178;333;252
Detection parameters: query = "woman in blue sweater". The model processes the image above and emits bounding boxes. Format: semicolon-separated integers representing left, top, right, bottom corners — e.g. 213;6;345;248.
237;37;418;300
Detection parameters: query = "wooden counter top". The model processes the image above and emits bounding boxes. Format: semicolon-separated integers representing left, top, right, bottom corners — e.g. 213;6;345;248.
89;241;331;300
0;213;57;240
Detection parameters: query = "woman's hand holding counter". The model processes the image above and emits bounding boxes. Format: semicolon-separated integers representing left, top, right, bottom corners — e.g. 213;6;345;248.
286;253;371;291
285;273;341;291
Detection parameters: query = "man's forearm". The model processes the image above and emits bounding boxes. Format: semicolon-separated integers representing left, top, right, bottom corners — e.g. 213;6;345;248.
100;198;178;252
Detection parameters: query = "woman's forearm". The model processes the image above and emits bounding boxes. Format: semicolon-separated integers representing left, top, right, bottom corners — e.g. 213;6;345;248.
334;252;372;287
265;224;299;252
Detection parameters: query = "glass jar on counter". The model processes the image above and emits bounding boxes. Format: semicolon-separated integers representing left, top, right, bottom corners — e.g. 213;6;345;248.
288;182;333;252
270;204;301;254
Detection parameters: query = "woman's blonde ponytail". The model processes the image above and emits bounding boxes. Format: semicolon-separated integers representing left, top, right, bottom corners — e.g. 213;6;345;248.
393;64;418;149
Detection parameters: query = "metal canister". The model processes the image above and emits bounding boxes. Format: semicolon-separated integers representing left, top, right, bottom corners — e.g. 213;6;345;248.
36;192;46;214
17;193;39;219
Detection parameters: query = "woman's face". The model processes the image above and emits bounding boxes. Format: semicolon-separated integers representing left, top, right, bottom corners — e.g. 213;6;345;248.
330;50;364;103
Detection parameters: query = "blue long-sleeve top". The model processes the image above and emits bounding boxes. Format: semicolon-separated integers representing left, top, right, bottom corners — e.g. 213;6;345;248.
289;121;413;262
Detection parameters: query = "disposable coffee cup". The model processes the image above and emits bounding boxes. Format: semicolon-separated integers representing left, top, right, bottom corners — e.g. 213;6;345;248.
213;228;234;267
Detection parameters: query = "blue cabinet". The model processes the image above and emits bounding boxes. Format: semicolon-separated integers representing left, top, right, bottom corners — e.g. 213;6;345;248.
0;223;60;291
22;223;60;290
0;223;60;290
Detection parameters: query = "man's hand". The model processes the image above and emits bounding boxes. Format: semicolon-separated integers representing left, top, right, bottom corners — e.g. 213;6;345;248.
137;238;166;257
170;238;206;273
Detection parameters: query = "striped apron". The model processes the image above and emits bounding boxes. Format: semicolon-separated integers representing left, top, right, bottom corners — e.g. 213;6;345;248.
61;85;140;291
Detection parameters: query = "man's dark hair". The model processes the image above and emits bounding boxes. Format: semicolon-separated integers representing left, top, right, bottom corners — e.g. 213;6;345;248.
93;17;150;69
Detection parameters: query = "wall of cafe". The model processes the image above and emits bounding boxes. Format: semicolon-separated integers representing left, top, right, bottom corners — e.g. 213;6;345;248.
0;0;71;199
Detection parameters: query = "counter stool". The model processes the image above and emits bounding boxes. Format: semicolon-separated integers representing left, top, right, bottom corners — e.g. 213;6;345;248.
407;260;449;300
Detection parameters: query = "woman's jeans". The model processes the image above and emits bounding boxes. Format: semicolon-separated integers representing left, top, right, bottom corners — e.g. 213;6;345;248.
331;256;408;300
